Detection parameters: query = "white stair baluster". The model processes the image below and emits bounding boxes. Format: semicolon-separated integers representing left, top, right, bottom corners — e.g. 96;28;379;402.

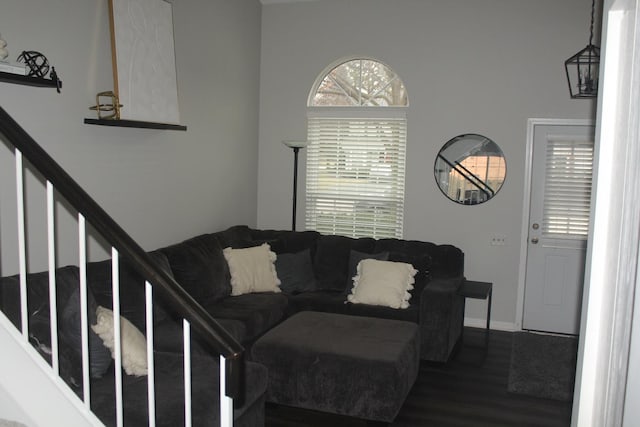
15;150;28;340
220;355;233;427
145;281;156;427
47;181;59;375
183;319;192;427
112;248;124;427
78;214;91;408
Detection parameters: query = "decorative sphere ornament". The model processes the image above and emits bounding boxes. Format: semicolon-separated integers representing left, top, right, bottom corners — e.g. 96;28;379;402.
18;50;50;78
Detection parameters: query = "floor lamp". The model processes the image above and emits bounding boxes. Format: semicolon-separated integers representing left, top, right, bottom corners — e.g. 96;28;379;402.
282;140;309;231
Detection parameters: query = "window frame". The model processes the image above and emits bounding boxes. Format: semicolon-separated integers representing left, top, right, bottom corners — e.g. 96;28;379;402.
308;58;409;108
305;56;409;239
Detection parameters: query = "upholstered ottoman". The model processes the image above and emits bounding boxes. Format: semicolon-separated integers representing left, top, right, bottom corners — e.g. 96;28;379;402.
250;311;420;423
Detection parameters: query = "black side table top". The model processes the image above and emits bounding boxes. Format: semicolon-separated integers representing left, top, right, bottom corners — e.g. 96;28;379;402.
459;280;492;299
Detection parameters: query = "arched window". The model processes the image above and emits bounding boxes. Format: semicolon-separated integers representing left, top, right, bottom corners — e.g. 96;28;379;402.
306;58;408;238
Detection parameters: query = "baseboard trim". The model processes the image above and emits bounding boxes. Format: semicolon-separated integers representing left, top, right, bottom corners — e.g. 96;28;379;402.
464;317;516;332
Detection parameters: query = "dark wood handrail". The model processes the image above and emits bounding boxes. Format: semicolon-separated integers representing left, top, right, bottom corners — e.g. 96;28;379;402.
0;106;244;398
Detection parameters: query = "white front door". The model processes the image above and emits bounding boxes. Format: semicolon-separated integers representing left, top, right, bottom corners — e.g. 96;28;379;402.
522;122;595;335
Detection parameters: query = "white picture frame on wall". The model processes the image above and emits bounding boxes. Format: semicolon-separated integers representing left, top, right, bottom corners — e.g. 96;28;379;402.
108;0;180;124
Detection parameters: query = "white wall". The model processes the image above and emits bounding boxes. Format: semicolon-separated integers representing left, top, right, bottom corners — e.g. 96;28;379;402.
0;0;262;274
257;0;597;328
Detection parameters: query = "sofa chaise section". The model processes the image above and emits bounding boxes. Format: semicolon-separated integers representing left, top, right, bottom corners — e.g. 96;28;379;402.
0;253;268;427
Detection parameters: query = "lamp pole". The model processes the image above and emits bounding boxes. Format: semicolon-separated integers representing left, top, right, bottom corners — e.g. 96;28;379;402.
282;141;308;231
291;146;301;231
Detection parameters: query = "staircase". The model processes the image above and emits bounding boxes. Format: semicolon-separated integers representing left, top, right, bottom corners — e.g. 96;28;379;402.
0;106;244;426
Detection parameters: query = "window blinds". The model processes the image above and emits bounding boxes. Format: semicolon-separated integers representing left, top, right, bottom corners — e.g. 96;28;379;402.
542;138;594;238
305;114;407;239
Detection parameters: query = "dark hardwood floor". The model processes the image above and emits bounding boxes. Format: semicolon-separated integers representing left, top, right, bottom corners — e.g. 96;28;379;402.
264;328;573;427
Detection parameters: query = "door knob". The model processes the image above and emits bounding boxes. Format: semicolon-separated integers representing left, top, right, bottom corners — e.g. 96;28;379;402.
531;237;539;244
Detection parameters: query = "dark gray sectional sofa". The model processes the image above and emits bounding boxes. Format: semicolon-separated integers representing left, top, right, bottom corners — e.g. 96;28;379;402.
159;225;465;362
0;224;465;426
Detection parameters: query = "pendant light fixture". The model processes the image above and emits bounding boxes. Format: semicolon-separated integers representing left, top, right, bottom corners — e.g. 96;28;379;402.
564;0;600;98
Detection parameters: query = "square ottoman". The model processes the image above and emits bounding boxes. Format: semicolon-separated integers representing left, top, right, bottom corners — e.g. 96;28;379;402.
250;311;420;423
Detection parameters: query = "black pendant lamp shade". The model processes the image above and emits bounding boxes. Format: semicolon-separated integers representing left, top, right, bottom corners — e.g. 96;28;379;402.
565;0;600;98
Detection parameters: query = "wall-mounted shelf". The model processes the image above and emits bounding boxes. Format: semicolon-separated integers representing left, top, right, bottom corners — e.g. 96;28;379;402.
0;71;62;90
84;118;187;131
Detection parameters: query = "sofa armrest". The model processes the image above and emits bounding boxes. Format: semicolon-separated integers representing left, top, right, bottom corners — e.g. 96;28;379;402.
418;276;465;362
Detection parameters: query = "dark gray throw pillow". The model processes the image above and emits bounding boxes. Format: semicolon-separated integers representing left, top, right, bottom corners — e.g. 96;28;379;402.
345;250;389;293
60;287;112;379
275;249;317;294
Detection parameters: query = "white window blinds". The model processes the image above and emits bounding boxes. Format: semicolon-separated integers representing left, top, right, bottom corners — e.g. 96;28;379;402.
542;137;594;238
305;113;407;239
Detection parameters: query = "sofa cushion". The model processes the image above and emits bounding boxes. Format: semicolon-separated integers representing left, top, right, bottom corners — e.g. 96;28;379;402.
211;225;254;248
213;318;248;346
313;235;376;291
223;244;281;296
87;251;173;332
429;244;465;278
346;299;420;322
347;259;417;309
250;229;320;256
161;234;232;305
0;266;112;384
275;249;317;294
90;352;268;427
346;250;389;290
204;293;288;342
388;251;432;300
152;317;247;353
375;239;463;278
374;239;434;257
284;291;350;316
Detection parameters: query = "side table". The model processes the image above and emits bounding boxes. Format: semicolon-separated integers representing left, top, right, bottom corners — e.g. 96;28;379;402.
459;280;493;349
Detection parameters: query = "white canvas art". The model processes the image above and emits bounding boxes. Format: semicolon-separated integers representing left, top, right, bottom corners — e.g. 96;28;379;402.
109;0;180;124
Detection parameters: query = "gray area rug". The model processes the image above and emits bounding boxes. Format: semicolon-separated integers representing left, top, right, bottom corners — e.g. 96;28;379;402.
507;331;578;402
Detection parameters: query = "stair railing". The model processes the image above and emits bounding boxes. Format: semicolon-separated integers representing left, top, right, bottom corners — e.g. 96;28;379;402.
0;106;243;427
437;154;494;202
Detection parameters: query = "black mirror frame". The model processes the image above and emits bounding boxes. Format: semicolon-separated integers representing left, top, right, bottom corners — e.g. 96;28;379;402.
434;133;507;205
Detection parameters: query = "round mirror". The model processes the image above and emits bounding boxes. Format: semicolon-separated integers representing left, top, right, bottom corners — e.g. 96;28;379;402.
434;134;506;205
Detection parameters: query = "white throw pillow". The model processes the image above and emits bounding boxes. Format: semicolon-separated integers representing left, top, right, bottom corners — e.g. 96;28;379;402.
223;243;281;296
347;259;417;309
91;306;148;376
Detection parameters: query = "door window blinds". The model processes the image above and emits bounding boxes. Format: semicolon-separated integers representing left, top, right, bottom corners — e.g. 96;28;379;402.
542;137;594;238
